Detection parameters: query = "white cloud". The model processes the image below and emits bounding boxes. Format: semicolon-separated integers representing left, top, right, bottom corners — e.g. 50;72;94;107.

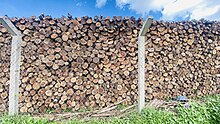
96;0;108;8
190;4;220;20
74;0;87;7
115;0;173;15
76;2;82;7
115;0;220;20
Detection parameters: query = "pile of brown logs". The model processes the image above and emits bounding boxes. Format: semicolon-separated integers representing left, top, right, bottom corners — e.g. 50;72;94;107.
145;20;219;100
0;15;219;114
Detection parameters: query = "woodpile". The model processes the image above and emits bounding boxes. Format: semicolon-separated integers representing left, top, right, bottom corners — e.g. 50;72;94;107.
0;25;11;114
0;16;219;114
145;20;220;99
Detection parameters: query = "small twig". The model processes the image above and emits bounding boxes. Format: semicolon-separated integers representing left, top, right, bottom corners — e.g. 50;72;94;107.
118;109;136;118
91;112;116;117
98;106;117;114
88;99;127;116
120;104;137;113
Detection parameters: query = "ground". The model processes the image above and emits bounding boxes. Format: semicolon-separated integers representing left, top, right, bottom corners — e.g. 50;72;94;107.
0;94;219;124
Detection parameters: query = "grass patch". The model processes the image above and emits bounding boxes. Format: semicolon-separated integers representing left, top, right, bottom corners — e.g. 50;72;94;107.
1;115;51;124
1;95;219;124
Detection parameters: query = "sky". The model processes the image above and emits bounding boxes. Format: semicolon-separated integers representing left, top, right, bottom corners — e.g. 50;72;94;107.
0;0;220;21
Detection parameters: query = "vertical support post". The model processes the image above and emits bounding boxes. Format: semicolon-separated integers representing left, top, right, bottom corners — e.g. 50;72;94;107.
138;36;145;114
9;36;22;115
138;17;153;114
0;16;22;116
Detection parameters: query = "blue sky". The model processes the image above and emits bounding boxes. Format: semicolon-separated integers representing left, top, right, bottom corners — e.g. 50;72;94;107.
0;0;220;21
0;0;143;18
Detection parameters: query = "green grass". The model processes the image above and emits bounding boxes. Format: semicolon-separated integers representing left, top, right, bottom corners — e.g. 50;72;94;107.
1;94;219;124
1;115;51;124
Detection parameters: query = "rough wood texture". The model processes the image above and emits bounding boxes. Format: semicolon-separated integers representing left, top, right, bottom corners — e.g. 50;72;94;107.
145;20;220;100
0;16;219;114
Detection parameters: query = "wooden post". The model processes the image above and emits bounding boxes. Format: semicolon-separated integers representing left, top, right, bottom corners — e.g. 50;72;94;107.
0;16;22;116
138;17;153;114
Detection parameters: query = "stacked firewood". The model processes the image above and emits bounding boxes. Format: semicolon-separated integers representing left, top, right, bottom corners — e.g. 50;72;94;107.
0;25;12;114
145;20;220;100
0;16;219;114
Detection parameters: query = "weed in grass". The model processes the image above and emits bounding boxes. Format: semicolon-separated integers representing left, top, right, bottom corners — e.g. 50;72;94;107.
64;108;73;113
45;108;55;114
78;107;90;112
117;104;129;109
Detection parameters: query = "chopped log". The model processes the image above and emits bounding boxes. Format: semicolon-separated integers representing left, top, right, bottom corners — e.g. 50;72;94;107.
51;33;58;39
62;34;68;41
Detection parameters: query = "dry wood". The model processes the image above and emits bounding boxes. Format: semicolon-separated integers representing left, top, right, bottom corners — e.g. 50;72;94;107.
0;16;219;114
